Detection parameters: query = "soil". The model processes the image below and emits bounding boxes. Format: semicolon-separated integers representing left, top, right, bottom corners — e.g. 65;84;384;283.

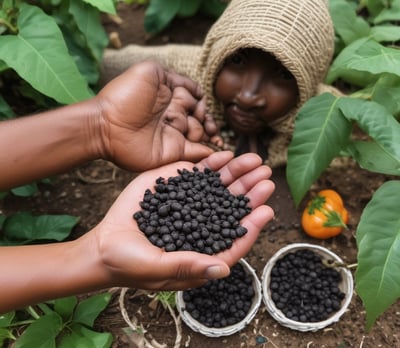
2;3;400;348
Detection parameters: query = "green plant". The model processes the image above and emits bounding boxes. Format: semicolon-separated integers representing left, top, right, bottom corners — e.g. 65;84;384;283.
287;0;400;330
142;0;227;34
0;293;112;347
0;0;114;110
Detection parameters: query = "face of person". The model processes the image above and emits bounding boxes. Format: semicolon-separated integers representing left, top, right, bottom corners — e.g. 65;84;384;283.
214;48;299;135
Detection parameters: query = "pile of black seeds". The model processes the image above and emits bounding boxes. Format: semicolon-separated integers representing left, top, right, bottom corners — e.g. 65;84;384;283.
269;249;346;323
133;167;251;254
182;262;255;328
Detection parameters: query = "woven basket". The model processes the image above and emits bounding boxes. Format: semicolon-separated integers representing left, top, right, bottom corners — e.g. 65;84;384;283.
261;243;354;332
176;258;261;337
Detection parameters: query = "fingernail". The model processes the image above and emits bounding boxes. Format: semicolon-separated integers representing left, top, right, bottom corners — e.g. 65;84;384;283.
205;265;228;279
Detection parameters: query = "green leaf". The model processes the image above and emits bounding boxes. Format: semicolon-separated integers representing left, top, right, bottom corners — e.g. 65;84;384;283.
199;0;227;18
373;0;400;24
0;311;15;328
11;183;39;197
68;0;109;63
339;98;400;161
14;312;63;348
144;0;181;34
54;296;77;321
329;0;370;45
2;212;79;244
59;323;112;348
327;38;377;86
355;180;400;330
370;24;400;42
347;140;400;176
82;0;116;15
73;292;111;327
177;0;202;17
0;3;93;104
369;74;400;117
0;328;16;346
287;93;352;206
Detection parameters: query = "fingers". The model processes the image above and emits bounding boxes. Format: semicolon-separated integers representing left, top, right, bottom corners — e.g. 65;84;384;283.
165;69;204;100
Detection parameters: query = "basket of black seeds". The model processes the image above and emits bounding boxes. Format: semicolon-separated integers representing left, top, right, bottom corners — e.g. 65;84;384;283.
176;258;261;337
261;243;353;332
133;166;252;254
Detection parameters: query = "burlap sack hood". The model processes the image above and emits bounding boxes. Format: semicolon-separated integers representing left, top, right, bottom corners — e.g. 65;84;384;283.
196;0;335;135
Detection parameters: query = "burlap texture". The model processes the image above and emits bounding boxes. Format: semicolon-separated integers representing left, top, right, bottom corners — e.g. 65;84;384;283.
101;0;335;167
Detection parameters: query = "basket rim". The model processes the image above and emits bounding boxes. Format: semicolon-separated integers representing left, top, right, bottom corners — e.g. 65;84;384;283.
261;243;354;332
176;258;262;337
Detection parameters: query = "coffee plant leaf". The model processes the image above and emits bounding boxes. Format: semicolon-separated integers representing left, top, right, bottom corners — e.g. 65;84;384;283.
68;0;109;63
372;0;400;24
144;0;181;33
53;296;78;322
0;3;93;104
347;140;400;176
355;180;400;330
369;74;400;117
82;0;116;14
287;93;352;206
14;311;63;348
1;212;79;244
370;24;400;42
329;0;370;45
0;312;15;328
73;292;112;327
59;324;113;348
339;97;400;161
177;0;202;17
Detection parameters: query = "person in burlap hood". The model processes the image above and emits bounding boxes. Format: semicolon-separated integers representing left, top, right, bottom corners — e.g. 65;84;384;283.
101;0;336;167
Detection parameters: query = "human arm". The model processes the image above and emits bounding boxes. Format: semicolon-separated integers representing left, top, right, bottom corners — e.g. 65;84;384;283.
0;60;222;191
0;151;274;313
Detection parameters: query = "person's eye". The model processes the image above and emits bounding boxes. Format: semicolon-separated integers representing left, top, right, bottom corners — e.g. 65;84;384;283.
227;53;246;66
277;68;295;80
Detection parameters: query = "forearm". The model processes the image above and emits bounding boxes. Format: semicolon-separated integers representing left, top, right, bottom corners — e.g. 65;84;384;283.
0;234;109;313
0;99;103;191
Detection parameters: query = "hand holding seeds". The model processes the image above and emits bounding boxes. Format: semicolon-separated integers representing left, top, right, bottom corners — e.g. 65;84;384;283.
91;151;274;291
95;60;223;172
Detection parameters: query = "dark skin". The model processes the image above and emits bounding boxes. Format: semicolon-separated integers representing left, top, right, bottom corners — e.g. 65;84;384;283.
214;48;299;161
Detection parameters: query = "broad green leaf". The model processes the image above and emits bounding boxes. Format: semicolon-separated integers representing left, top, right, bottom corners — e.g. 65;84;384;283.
59;323;112;348
14;312;63;348
11;183;38;197
144;0;181;34
0;328;15;346
177;0;202;17
0;3;93;104
0;311;15;328
82;0;116;14
69;0;109;63
199;0;227;18
362;0;388;16
339;98;400;161
329;0;370;45
373;0;400;23
54;296;77;321
73;292;111;327
369;74;400;118
347;140;400;176
327;38;377;86
370;25;400;42
348;40;400;76
355;180;400;330
287;93;352;206
2;212;79;244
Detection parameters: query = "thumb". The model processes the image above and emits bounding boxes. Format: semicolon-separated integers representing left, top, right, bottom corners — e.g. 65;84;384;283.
159;251;231;281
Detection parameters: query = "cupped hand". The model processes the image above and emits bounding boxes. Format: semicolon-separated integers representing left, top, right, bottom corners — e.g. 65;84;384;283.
95;60;222;171
90;151;274;291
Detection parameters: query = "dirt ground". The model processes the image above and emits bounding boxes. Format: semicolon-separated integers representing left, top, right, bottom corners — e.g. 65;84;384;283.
2;3;400;348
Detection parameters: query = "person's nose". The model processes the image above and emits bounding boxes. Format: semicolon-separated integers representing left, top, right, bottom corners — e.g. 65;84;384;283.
235;70;267;109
